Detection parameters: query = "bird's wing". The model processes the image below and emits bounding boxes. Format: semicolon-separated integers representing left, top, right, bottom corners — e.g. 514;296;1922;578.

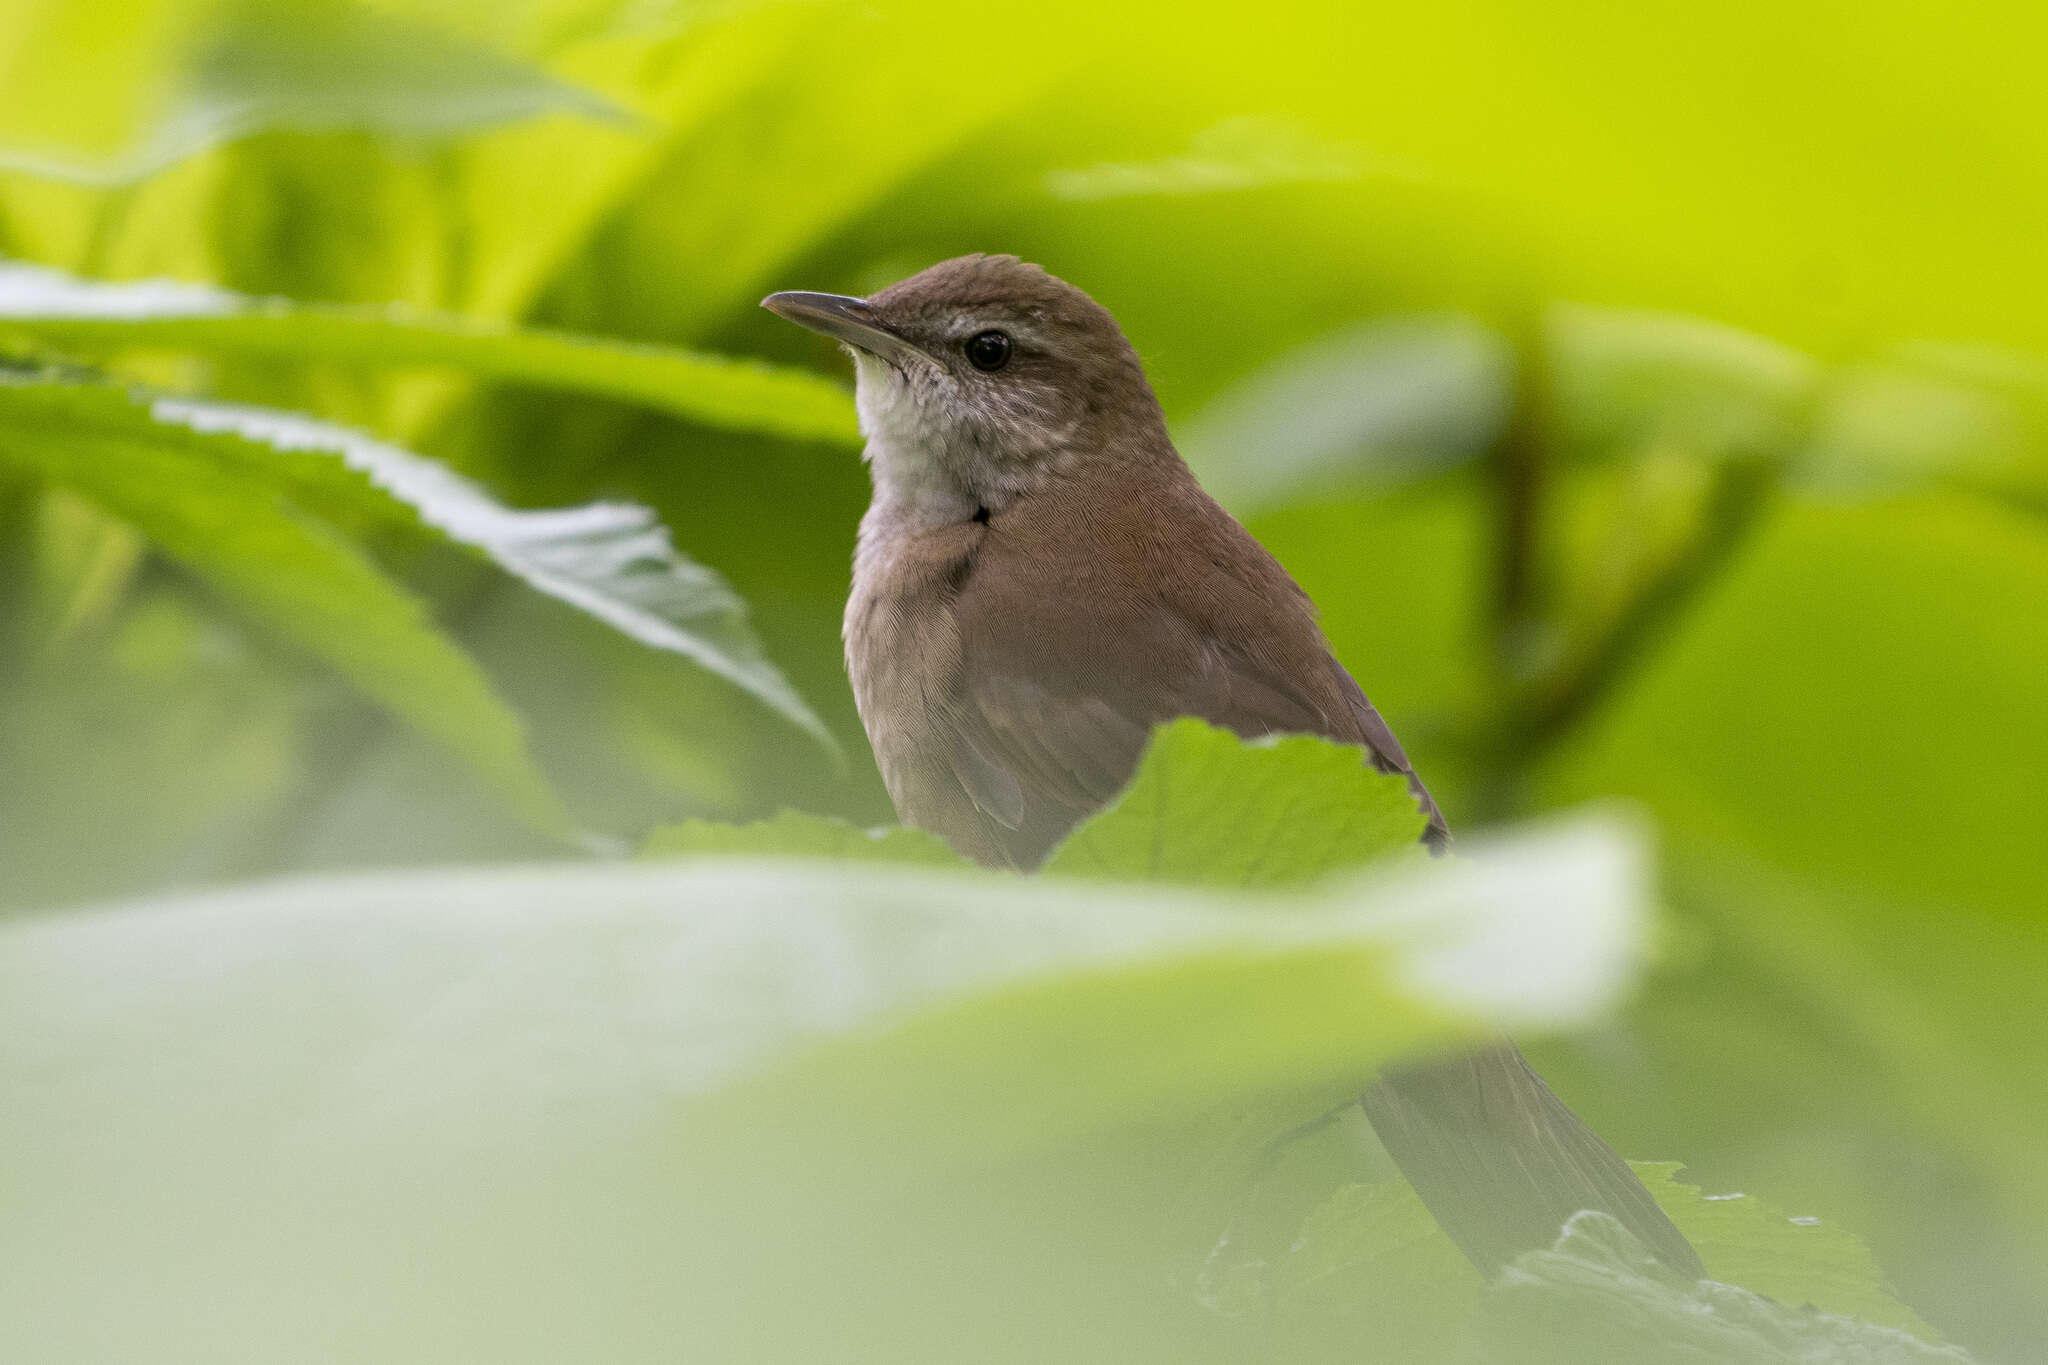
1322;653;1450;846
948;583;1431;865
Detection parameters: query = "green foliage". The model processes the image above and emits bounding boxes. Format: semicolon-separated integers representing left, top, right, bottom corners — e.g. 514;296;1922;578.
1635;1164;1929;1334
0;370;566;831
1471;1214;1970;1365
152;392;837;753
0;798;1649;1363
0;0;622;184
645;808;963;864
1214;1163;1942;1363
1044;718;1431;885
0;0;2042;1358
0;261;859;443
0;366;834;842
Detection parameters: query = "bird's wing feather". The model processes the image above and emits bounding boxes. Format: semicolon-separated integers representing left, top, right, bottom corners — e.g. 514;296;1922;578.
948;580;1427;865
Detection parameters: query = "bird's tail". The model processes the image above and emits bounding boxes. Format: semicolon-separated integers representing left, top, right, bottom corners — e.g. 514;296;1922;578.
1360;1040;1704;1279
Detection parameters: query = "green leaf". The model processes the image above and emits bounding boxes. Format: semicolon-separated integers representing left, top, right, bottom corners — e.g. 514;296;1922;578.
146;391;836;755
0;0;623;185
0;814;1649;1362
0;261;859;445
1547;306;1818;466
1180;1156;1936;1362
0;372;567;833
1044;719;1432;886
1807;343;2048;506
0;572;315;910
643;809;964;865
644;725;1432;880
1238;1174;1482;1363
1533;487;2048;1346
1636;1163;1931;1335
1472;1213;1970;1364
1177;314;1513;513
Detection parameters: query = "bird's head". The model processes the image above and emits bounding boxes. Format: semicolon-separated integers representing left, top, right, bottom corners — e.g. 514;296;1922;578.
764;254;1169;513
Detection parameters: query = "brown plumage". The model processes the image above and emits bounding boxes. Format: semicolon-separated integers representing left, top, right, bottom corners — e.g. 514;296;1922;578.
764;254;1702;1279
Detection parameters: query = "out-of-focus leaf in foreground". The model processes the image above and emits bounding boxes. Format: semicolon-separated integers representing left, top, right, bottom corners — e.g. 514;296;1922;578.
0;814;1645;1363
0;261;860;445
644;808;962;864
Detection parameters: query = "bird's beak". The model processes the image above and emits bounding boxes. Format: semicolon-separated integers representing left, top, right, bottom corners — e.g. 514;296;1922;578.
761;291;918;365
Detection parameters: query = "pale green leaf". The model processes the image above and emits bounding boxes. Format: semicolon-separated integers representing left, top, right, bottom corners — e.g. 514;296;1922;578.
643;809;963;865
1472;1212;1969;1364
148;390;835;754
1637;1163;1931;1335
1044;719;1432;886
1136;1150;1937;1362
0;372;567;832
1547;306;1818;465
1178;314;1512;513
0;0;623;185
0;260;859;445
0;815;1648;1363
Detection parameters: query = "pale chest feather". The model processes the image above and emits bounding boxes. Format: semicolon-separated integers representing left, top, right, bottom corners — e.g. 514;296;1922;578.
843;507;978;791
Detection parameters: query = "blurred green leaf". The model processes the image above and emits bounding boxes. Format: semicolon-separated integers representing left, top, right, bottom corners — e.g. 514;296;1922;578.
1548;307;1818;467
0;372;567;832
644;808;962;864
1179;314;1512;513
1534;489;2048;1350
0;573;316;910
1472;1213;1969;1365
0;260;860;444
1636;1163;1930;1335
1200;1158;1938;1363
149;395;838;754
0;0;622;185
0;814;1646;1362
1807;344;2048;507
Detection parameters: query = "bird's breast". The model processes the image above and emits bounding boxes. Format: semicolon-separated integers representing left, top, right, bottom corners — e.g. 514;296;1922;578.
843;508;986;825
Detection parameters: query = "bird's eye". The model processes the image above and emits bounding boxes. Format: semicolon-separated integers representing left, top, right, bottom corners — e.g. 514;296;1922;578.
964;329;1012;371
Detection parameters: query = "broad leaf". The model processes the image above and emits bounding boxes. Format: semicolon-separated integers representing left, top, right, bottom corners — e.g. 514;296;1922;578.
0;814;1648;1363
1234;1169;1947;1363
0;261;859;445
1;377;833;753
1636;1164;1931;1335
644;809;962;865
1045;719;1432;886
645;724;1431;882
1177;314;1512;513
0;372;566;832
0;0;622;185
1473;1213;1969;1364
157;397;835;753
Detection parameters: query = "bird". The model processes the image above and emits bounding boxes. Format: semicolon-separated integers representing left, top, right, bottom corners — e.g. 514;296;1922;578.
762;253;1703;1280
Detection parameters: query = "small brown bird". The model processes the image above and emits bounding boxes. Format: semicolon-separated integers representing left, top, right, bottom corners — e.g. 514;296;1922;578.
764;254;1701;1279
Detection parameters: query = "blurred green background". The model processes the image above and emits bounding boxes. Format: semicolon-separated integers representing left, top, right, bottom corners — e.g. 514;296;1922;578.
1;0;2045;1360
